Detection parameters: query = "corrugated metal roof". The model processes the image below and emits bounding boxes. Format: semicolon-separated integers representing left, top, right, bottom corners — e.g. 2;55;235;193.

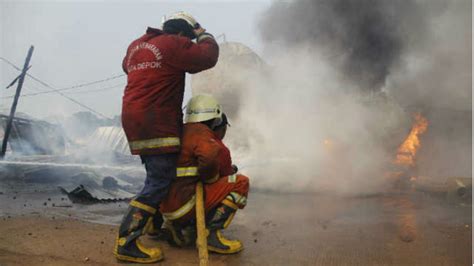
0;114;65;155
88;126;130;155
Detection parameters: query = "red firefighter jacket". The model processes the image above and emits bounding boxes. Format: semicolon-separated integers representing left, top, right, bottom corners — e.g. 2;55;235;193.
121;27;219;155
214;136;234;177
161;123;221;212
176;122;221;182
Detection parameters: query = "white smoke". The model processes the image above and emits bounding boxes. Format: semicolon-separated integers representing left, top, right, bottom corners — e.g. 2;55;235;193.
227;47;408;195
217;0;471;195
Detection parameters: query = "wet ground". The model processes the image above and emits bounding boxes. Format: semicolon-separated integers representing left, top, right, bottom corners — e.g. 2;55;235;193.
0;186;471;265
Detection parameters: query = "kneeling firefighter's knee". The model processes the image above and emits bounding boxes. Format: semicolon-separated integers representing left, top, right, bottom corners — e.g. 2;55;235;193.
236;174;250;194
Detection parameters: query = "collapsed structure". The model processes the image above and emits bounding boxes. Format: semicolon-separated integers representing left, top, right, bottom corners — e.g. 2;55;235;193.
0;114;65;155
0;113;142;202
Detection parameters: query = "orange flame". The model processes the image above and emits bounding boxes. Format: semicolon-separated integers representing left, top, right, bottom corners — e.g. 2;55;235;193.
394;113;428;167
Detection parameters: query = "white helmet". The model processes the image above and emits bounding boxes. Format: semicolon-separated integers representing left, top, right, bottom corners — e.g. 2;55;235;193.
163;11;200;29
185;94;222;125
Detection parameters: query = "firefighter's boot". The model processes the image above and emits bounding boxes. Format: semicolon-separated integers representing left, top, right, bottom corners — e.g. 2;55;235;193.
113;200;164;263
147;212;164;237
162;219;187;247
207;199;243;254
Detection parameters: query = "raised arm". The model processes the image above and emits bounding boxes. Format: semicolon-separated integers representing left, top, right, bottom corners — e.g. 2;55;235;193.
169;34;219;74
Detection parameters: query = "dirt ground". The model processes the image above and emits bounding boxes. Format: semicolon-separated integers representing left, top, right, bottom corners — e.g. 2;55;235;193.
0;191;472;265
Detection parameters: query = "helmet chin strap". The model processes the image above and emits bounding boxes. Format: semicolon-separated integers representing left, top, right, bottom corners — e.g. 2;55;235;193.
210;116;223;130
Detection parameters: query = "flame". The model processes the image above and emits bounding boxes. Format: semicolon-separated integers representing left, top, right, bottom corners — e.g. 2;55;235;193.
394;113;428;167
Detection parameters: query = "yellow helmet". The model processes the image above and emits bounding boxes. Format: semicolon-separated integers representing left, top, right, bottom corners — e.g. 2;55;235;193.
185;94;222;124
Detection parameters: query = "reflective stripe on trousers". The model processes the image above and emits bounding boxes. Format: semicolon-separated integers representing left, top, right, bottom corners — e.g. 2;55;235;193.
226;191;247;207
176;167;199;177
162;195;196;220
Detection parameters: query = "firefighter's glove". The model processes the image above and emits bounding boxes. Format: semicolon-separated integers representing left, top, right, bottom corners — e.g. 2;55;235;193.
232;164;238;174
196;32;214;42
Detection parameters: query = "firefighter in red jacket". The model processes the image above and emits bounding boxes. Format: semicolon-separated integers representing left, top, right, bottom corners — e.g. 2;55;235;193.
160;95;250;254
114;12;219;263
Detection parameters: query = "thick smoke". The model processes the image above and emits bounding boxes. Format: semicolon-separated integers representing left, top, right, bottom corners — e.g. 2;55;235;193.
260;0;424;92
218;0;471;194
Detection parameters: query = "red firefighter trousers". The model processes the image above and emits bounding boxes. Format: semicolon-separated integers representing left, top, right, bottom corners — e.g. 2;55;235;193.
160;173;249;225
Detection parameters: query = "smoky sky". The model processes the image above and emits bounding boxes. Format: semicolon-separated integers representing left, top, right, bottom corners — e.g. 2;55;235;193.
260;0;423;92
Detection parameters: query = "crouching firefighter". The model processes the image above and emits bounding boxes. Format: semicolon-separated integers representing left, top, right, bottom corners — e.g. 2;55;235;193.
114;11;219;264
159;94;250;254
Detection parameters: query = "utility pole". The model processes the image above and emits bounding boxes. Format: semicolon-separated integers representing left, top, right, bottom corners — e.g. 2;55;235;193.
0;46;34;159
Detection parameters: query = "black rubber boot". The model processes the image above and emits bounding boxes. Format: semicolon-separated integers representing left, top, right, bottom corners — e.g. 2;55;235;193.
206;199;243;254
164;219;200;247
147;212;164;237
113;200;163;263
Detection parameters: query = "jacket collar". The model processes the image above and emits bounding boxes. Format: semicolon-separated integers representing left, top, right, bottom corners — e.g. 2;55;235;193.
146;27;163;35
